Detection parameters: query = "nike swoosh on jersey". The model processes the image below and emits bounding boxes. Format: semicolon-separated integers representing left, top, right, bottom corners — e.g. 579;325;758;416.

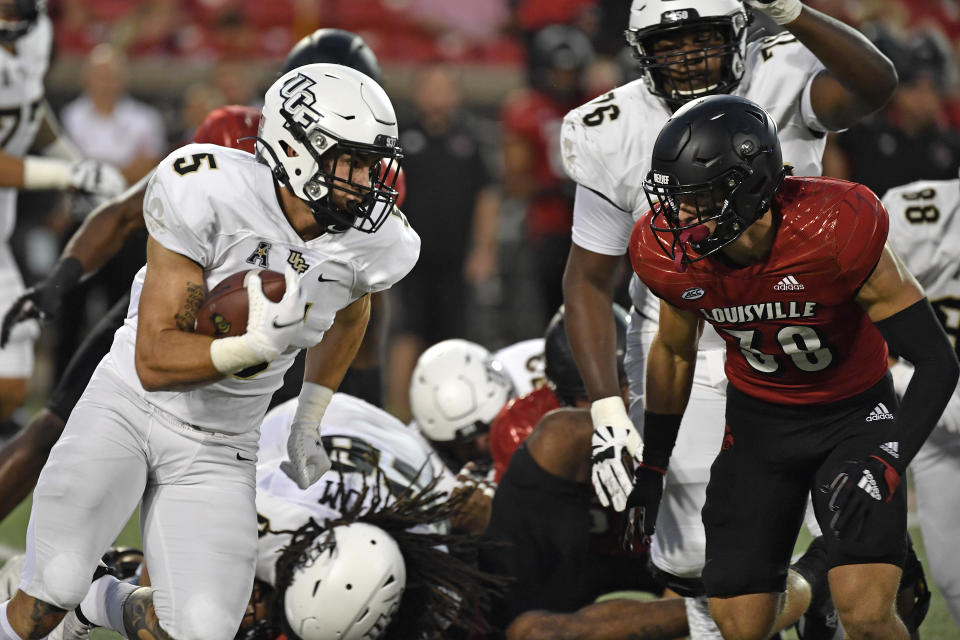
236;452;256;462
317;273;338;283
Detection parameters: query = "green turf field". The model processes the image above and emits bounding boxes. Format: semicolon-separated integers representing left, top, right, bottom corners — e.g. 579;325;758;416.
0;495;956;639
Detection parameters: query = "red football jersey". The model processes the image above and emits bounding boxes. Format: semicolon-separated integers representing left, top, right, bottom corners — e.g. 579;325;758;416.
629;177;890;405
489;387;647;556
501;88;578;237
490;386;561;483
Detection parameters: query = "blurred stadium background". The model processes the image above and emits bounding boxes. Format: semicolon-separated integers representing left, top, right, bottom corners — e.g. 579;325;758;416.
2;0;959;636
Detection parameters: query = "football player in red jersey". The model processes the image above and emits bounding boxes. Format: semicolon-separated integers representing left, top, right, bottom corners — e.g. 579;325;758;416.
483;305;672;630
628;94;958;640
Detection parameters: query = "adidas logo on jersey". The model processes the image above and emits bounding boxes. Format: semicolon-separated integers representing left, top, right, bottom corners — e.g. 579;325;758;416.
866;403;894;422
880;441;900;459
773;275;804;291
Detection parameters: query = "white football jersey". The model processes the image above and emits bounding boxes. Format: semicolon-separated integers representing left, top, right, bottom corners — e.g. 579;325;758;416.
563;33;829;359
494;338;546;397
105;144;420;434
0;15;52;243
254;393;455;585
563;33;827;237
882;179;960;429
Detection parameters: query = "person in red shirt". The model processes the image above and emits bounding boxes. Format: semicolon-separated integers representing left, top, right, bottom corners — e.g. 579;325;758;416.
628;94;958;640
500;25;595;326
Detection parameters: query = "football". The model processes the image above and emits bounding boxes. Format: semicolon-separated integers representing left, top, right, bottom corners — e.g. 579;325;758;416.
195;269;286;337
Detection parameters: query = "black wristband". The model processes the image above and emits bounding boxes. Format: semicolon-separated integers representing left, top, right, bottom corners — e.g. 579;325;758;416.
642;411;683;469
47;256;84;292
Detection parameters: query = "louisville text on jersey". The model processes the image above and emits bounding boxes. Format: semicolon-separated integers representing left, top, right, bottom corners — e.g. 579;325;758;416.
699;301;818;324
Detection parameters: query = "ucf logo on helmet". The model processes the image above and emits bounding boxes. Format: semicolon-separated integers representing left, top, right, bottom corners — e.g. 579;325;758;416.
280;73;323;129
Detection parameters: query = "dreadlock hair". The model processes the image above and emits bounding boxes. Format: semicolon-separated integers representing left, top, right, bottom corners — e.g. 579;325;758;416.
270;466;509;640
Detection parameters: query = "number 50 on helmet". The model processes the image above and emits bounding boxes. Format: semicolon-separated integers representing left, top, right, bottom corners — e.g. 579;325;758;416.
257;63;403;233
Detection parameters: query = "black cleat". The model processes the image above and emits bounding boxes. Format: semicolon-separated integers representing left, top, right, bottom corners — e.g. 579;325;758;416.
899;533;931;635
100;546;144;583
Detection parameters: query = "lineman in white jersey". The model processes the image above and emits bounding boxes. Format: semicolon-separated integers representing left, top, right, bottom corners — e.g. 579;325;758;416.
0;64;418;640
560;0;897;636
882;178;960;626
409;339;515;475
256;392;456;556
248;392;504;640
0;0;124;428
494;338;546;397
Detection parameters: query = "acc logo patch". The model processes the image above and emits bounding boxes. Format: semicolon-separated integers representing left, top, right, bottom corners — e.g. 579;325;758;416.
681;287;705;300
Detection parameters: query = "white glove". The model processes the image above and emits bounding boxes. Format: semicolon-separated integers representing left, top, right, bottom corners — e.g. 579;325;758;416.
590;396;643;512
242;267;306;362
280;420;332;489
744;0;803;25
68;159;127;197
280;383;334;489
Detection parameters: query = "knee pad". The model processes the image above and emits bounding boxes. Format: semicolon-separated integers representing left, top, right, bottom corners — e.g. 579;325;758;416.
35;552;92;609
173;595;243;640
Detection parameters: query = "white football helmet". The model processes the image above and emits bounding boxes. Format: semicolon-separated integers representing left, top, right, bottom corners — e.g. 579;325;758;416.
624;0;748;105
283;523;406;640
257;63;402;233
0;0;43;41
410;339;514;443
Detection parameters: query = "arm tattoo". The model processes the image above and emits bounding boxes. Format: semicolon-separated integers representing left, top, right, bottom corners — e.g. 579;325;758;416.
122;587;173;640
174;282;204;332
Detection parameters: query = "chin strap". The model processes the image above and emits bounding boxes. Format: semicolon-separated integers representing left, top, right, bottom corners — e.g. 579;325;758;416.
251;134;354;234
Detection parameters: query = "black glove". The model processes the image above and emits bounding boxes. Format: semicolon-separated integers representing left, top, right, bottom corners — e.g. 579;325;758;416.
1;257;83;347
621;462;666;552
821;447;901;541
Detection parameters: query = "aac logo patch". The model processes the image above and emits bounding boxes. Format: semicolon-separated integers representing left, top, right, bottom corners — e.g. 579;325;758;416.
681;287;705;300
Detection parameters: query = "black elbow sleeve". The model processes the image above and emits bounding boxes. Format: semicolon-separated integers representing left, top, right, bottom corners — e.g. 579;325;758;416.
874;298;960;465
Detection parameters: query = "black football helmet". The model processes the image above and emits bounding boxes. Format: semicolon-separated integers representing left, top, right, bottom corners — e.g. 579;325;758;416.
529;24;595;102
643;95;787;269
544;304;629;407
282;28;383;87
624;0;749;107
0;0;43;41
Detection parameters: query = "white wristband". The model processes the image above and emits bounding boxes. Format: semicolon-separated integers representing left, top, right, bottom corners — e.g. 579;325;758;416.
591;395;642;455
590;396;632;427
294;382;334;424
22;156;72;190
210;335;263;375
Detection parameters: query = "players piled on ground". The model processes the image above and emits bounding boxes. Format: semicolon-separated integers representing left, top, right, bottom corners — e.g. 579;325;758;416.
0;0;957;638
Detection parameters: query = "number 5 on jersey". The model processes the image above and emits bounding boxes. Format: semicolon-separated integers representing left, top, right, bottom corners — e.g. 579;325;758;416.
173;152;218;176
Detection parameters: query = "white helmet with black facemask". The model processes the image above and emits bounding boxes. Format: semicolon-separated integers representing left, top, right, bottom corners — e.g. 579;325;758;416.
257;63;403;233
624;0;749;107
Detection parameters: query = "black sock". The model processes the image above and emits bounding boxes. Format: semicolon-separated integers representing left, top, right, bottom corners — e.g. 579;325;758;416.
791;535;830;613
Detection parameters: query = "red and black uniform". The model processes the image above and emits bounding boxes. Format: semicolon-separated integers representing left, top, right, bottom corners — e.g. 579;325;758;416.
630;177;907;597
482;387;660;627
490;386;560;483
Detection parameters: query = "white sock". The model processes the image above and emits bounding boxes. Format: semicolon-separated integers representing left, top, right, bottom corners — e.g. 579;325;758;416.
0;602;26;640
77;575;137;634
